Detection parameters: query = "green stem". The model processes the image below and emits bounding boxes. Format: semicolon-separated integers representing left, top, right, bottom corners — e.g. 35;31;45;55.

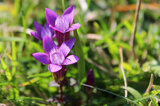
62;0;65;11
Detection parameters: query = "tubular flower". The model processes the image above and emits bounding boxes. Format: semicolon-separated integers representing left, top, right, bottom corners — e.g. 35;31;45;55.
45;5;81;45
86;69;94;87
86;69;94;99
31;21;55;41
51;66;67;84
32;36;79;82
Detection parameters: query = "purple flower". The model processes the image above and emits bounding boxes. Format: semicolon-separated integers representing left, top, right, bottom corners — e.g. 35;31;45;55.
86;69;94;100
51;66;67;84
86;69;94;87
32;36;79;81
45;5;81;45
31;21;55;41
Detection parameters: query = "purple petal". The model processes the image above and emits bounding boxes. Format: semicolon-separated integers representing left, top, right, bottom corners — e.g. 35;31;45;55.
62;55;79;65
44;24;55;38
59;38;75;57
34;21;43;35
45;8;58;27
31;32;42;41
44;23;50;28
66;23;81;32
32;53;50;64
43;36;57;54
49;25;64;33
62;5;74;25
48;64;62;73
86;69;94;86
52;33;56;38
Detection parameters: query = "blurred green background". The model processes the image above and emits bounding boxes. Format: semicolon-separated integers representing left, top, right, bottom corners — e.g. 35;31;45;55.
0;0;160;105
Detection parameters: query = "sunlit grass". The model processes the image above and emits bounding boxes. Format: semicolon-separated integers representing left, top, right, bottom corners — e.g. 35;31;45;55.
0;0;160;105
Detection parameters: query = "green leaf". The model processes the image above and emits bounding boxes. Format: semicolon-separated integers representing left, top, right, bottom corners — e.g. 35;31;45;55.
122;86;147;105
27;72;51;78
9;87;14;99
13;87;19;100
12;41;17;75
1;59;12;81
0;37;26;42
21;78;40;87
0;82;11;86
152;85;160;90
122;86;142;99
74;30;85;82
123;62;132;72
95;22;124;46
117;42;131;51
87;0;91;9
82;84;139;105
134;95;154;103
106;38;119;60
31;41;44;52
13;0;20;18
18;97;45;101
123;20;132;32
151;97;159;106
18;16;27;57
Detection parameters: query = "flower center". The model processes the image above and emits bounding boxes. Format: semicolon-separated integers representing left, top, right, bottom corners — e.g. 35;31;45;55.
55;16;70;33
50;49;65;65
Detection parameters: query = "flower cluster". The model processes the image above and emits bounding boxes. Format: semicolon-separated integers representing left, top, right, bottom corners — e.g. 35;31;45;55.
31;5;80;84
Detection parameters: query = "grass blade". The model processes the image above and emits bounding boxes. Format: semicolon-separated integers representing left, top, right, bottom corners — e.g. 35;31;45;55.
27;72;51;78
74;30;85;82
1;59;12;81
0;37;26;42
12;41;17;75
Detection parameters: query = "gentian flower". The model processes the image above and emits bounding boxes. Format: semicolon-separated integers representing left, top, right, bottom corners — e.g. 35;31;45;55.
45;5;81;45
86;69;94;88
31;21;55;41
32;36;79;82
86;69;94;101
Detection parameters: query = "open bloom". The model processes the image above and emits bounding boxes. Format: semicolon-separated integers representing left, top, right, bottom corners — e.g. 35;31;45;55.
32;36;79;81
45;5;81;45
31;21;55;41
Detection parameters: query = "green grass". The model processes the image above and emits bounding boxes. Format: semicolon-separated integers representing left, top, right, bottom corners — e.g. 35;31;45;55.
0;0;160;105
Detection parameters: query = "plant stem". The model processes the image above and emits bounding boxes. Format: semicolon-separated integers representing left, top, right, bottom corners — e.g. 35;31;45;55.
60;83;63;102
62;0;65;11
130;0;141;58
119;48;128;98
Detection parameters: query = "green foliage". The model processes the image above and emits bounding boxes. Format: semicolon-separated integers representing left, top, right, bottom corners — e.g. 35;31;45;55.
0;0;160;105
1;59;12;81
74;30;85;83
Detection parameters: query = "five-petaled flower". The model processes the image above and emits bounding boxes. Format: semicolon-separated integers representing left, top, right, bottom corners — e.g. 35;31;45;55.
45;5;81;45
32;36;79;73
31;21;55;41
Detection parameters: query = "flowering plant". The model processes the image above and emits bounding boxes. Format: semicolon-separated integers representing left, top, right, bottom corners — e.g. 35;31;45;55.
32;36;79;82
31;21;54;41
31;5;80;103
45;5;80;45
